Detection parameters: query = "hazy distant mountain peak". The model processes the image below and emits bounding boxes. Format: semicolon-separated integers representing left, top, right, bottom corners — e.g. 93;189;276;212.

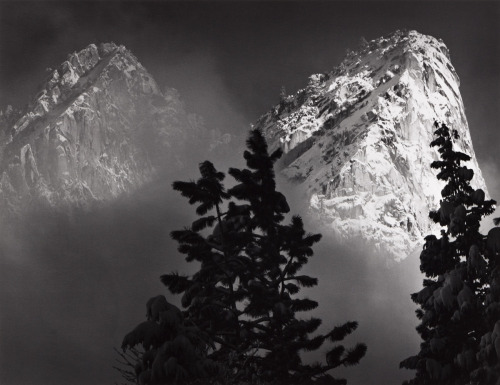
256;30;488;261
0;42;227;214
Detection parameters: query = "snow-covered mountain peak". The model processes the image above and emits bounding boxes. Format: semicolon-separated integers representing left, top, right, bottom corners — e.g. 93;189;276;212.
256;30;488;261
7;43;159;144
0;42;227;215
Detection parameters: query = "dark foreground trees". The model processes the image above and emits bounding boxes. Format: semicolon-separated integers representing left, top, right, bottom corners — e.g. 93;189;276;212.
119;129;366;385
401;123;500;384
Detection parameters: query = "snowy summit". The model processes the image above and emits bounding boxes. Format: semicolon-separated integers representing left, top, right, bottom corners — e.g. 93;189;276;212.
0;42;227;215
255;30;489;261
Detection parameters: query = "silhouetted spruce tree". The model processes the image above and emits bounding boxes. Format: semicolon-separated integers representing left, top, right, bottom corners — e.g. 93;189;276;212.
157;129;366;385
400;123;497;384
471;220;500;384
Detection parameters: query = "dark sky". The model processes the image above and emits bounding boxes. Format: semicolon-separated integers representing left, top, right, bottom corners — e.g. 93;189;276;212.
0;1;499;385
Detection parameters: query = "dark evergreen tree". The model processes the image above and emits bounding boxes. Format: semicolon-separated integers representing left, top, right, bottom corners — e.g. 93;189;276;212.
472;222;500;384
400;123;497;384
118;295;218;385
120;129;366;385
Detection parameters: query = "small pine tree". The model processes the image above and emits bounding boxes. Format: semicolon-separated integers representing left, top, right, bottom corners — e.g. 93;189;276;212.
280;86;287;102
121;129;366;385
359;36;369;50
400;123;497;384
118;296;218;384
278;86;289;115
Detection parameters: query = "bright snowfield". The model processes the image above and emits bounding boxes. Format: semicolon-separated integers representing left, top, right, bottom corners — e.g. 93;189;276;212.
256;30;489;262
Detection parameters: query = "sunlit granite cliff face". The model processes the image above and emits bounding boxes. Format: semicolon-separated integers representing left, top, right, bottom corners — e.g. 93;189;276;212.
0;43;227;214
255;30;489;261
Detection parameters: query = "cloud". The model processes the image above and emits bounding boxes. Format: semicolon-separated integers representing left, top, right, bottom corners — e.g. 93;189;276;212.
479;157;500;203
0;156;426;385
277;177;424;385
476;157;500;233
0;184;186;383
302;238;422;385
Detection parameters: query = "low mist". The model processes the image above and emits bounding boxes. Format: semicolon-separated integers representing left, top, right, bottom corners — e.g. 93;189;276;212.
281;178;424;385
0;151;424;385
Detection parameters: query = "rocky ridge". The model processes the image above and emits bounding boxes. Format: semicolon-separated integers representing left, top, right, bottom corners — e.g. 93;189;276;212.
256;30;489;261
0;42;229;214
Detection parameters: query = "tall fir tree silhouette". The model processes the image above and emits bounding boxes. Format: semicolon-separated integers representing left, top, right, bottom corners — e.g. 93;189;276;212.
120;129;366;385
401;123;497;384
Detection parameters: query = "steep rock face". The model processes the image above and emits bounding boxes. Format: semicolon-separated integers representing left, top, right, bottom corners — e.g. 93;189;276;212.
0;43;228;214
255;30;489;261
